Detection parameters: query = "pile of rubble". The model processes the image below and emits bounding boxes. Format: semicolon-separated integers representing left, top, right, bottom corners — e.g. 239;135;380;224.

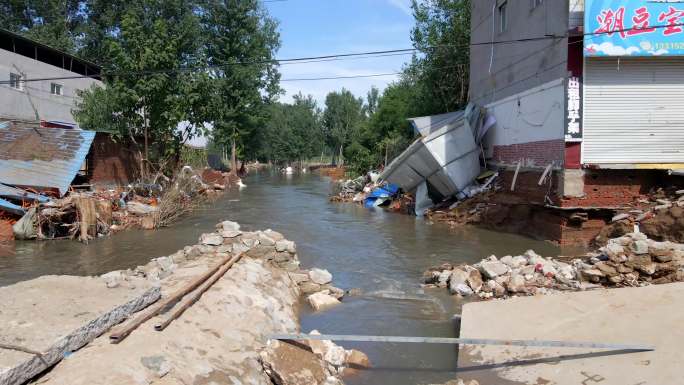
7;166;239;243
261;331;370;385
427;190;498;227
423;232;684;299
107;220;349;314
598;188;684;244
330;173;415;214
330;175;369;203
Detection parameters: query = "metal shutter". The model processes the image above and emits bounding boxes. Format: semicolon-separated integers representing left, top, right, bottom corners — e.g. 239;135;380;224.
583;57;684;165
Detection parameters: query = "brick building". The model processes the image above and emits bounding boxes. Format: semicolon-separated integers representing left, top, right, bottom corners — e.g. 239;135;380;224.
1;29;138;187
470;0;684;244
472;0;684;205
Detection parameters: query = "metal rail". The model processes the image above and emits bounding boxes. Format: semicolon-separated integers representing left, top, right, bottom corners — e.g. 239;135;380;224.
269;334;655;351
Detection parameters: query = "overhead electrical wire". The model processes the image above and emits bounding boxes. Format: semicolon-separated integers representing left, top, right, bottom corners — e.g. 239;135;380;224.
281;72;401;81
2;21;683;85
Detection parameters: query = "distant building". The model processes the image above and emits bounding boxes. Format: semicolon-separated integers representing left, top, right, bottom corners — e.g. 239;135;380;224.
0;28;102;127
470;0;684;244
0;30;140;186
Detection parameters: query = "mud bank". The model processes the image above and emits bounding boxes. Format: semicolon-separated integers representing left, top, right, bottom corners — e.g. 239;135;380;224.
0;221;361;385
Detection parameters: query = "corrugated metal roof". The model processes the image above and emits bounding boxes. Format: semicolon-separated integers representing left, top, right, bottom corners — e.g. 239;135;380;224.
381;110;480;199
0;197;25;216
0;184;50;203
408;111;465;137
0;122;95;197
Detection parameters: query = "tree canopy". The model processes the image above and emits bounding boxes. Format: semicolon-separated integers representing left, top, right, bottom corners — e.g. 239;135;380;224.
5;0;472;178
5;0;281;176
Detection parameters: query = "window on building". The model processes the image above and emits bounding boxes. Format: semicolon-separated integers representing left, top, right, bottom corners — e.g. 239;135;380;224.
51;83;63;95
9;73;23;90
531;0;543;9
499;1;508;33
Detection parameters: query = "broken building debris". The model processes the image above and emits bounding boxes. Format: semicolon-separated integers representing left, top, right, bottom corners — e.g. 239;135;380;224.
424;231;684;300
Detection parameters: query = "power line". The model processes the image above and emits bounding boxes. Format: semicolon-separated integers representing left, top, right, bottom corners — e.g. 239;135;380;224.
0;48;421;85
2;20;683;85
471;21;684;46
281;72;401;81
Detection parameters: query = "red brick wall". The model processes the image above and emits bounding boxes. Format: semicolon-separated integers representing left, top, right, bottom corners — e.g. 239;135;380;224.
88;133;140;186
480;203;609;247
561;169;668;208
496;169;560;205
492;139;565;168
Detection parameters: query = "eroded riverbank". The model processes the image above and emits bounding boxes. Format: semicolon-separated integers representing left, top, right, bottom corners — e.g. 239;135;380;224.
0;172;564;384
2;220;366;385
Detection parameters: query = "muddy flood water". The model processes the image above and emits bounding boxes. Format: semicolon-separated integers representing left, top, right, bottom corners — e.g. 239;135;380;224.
0;171;563;384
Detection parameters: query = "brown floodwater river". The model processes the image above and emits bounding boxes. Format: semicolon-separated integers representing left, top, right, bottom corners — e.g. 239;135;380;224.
0;171;563;384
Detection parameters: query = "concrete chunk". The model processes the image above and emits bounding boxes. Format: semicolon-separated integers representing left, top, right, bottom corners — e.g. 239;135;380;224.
309;268;333;285
478;261;510;279
307;291;340;311
0;276;160;385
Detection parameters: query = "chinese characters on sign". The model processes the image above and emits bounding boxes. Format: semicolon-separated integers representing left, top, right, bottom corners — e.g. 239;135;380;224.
565;77;582;141
585;0;684;56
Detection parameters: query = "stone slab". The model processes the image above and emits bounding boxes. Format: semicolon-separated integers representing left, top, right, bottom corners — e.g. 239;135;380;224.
458;283;684;385
32;258;300;385
0;275;159;385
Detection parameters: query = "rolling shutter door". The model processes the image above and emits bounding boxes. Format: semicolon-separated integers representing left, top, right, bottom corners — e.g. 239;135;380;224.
583;57;684;164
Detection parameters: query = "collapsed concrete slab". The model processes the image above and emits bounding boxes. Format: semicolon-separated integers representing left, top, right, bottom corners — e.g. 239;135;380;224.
0;276;160;385
458;283;684;384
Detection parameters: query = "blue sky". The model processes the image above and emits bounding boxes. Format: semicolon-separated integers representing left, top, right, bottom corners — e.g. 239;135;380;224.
265;0;415;106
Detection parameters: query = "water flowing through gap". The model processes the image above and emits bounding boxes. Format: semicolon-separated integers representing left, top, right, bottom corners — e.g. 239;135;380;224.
0;172;561;384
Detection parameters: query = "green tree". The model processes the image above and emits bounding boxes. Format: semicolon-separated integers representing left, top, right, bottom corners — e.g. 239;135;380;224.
364;86;380;116
258;93;323;165
0;0;86;53
322;89;364;166
342;81;417;175
408;0;471;114
74;0;208;177
201;0;281;173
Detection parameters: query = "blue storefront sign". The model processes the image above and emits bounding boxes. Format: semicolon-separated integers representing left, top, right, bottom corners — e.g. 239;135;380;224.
585;0;684;56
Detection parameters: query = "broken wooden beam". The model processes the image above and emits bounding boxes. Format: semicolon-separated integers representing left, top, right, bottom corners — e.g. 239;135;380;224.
109;252;240;343
154;252;244;331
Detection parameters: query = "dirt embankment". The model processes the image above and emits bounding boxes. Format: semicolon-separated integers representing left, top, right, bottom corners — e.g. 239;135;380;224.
0;221;366;385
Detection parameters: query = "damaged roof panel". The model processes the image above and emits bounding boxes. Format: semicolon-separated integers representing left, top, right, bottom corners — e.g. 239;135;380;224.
0;184;50;203
409;111;465;137
380;109;481;199
0;123;95;197
0;197;25;216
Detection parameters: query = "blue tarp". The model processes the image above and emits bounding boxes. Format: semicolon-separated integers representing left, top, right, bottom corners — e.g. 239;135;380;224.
364;184;400;208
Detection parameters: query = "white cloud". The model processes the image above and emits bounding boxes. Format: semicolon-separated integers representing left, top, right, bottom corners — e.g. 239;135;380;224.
650;49;669;56
387;0;412;16
587;42;640;56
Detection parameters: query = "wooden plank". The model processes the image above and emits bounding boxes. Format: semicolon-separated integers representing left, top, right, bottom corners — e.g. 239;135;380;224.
154;252;244;331
538;163;553;185
109;252;238;343
510;160;522;191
